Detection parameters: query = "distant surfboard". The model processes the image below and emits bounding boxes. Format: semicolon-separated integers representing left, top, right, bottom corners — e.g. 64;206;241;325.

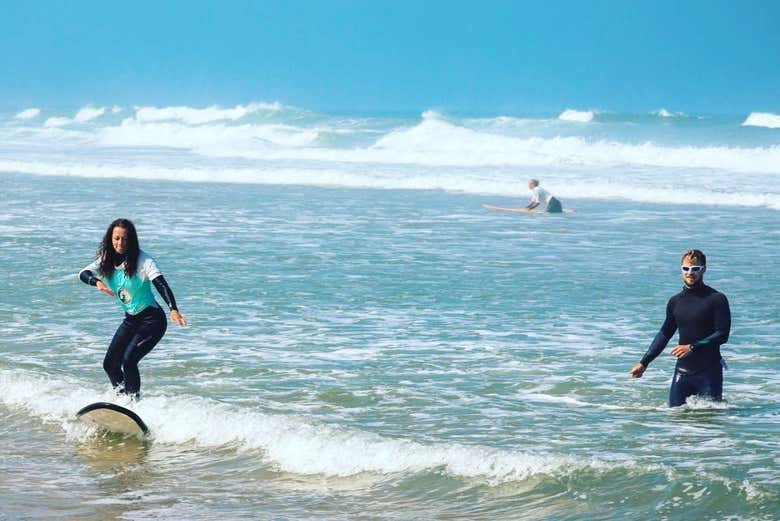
76;402;149;437
483;204;575;214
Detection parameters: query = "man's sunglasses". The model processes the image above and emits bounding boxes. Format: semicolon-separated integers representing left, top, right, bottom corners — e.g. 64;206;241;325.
681;265;705;273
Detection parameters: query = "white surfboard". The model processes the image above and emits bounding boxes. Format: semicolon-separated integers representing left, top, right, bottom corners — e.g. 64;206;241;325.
483;204;575;214
77;402;149;437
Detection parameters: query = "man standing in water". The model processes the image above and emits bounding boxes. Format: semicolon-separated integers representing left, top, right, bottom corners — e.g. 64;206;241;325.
629;250;731;407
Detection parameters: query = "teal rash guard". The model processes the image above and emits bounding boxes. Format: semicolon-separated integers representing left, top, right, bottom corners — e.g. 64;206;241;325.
79;250;178;314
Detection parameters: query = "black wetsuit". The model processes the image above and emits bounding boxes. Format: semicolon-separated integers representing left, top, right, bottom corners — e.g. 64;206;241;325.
547;197;562;213
80;262;178;397
103;305;167;397
641;283;731;406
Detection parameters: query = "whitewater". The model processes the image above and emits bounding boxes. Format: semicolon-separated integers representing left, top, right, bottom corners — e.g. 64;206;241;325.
2;103;780;209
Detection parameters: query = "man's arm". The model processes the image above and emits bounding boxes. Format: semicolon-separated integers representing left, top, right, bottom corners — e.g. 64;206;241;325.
631;298;677;376
691;293;731;351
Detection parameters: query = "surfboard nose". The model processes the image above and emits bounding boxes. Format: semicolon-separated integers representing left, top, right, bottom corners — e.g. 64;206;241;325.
76;402;149;437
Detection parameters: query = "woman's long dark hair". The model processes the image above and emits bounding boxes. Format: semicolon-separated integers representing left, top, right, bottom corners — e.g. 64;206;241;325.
98;218;140;277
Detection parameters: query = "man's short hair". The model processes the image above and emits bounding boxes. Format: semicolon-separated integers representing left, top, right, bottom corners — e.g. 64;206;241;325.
681;249;706;265
529;179;539;187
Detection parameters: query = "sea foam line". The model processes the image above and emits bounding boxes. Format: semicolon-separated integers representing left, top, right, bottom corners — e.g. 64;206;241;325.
2;159;779;210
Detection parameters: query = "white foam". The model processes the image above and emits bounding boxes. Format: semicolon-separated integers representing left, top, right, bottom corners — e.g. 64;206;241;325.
742;112;780;129
0;368;627;483
313;347;381;361
14;108;40;120
421;109;446;121
679;395;733;410
98;118;320;149
655;108;686;118
362;119;780;174
133;102;282;125
371;115;513;158
74;105;106;123
558;109;594;123
518;391;634;411
111;106;123;114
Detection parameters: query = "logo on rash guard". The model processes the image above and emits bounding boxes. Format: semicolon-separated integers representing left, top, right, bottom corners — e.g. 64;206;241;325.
118;288;131;305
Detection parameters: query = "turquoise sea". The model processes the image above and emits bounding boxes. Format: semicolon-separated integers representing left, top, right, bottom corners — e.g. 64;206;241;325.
1;105;779;520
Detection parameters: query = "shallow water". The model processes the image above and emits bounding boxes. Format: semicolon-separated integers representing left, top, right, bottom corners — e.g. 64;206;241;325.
1;171;778;520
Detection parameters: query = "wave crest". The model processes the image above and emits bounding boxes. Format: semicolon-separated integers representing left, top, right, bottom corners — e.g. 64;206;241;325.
654;108;687;118
14;108;40;120
74;105;106;123
43;116;72;128
134;102;284;125
558;109;594;123
742;112;780;129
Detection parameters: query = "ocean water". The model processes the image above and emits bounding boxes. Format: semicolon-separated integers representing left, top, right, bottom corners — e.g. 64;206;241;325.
1;105;779;520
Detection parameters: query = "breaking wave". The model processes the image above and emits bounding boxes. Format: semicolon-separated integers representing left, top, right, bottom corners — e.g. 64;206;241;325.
0;368;638;484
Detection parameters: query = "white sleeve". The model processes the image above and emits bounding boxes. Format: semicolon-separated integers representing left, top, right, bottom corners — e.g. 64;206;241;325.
530;187;540;203
139;251;163;281
79;257;102;280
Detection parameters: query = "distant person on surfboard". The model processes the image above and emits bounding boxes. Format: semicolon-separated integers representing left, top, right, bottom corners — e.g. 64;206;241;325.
482;179;570;214
629;249;731;407
79;218;187;401
526;179;563;213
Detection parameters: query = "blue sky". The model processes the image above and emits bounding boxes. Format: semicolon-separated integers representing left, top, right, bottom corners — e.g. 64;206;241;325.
1;0;778;114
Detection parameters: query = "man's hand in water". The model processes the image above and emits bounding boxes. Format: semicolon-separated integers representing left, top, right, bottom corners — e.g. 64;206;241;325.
629;363;646;378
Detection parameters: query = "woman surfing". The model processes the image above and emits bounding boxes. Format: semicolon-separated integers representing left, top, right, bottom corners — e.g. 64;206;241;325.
79;218;186;401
